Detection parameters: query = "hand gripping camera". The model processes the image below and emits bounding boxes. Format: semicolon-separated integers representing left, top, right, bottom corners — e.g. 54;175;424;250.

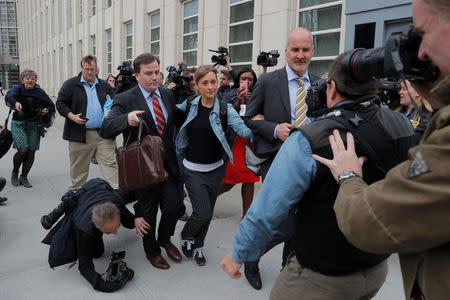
41;190;79;230
104;251;134;289
166;62;193;95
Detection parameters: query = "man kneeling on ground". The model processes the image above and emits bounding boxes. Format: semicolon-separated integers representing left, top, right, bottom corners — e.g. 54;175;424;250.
42;178;135;292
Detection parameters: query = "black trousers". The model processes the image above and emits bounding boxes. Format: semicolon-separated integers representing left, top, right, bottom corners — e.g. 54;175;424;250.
135;174;185;257
181;165;226;248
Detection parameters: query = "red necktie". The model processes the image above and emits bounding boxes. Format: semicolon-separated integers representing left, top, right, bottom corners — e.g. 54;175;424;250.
150;92;166;135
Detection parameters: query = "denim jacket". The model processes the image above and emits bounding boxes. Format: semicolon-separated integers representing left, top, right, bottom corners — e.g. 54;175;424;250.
176;95;253;164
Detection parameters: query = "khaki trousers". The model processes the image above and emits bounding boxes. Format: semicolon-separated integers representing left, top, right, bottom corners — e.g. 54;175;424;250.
68;129;118;190
270;254;388;300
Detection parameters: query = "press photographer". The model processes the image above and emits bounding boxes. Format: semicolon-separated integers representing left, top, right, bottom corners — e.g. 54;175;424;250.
311;0;450;298
115;61;137;94
166;62;197;103
41;178;135;292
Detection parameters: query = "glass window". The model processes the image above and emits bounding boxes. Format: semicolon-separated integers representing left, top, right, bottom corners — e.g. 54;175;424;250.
92;0;96;16
299;5;341;32
300;0;338;9
106;29;112;73
150;12;160;56
298;0;343;75
125;22;133;61
91;35;96;56
183;1;198;66
229;0;254;68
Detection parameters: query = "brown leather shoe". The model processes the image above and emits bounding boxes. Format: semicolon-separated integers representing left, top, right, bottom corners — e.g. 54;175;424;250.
147;254;170;269
162;242;182;262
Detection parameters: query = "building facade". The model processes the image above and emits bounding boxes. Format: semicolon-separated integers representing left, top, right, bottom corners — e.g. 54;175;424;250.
344;0;412;50
0;0;19;89
17;0;347;96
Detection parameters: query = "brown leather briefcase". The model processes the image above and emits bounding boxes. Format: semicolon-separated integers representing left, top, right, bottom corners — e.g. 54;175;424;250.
116;119;168;190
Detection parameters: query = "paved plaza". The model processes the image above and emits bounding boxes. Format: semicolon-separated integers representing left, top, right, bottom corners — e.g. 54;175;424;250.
0;103;405;299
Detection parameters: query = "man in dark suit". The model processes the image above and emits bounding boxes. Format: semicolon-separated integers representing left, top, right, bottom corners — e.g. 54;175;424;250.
245;27;320;179
100;53;185;270
242;27;320;290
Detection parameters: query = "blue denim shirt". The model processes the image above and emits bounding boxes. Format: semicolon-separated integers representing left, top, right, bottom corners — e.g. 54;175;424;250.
176;95;253;165
81;76;103;129
231;130;317;263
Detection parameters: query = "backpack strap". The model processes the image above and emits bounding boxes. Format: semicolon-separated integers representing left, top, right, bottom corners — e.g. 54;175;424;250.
218;100;228;133
326;110;394;176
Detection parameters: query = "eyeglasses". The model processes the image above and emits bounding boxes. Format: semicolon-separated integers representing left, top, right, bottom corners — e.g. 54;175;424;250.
24;77;36;81
82;68;96;72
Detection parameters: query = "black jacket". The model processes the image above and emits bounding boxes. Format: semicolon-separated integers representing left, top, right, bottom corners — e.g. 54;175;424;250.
42;179;135;292
99;85;180;180
244;67;320;157
56;73;115;142
295;97;416;275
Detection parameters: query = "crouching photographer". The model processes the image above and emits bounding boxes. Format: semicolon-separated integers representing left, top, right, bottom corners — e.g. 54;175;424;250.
41;178;135;292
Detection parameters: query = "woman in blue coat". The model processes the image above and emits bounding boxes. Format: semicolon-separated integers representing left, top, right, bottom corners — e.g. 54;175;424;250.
176;65;253;266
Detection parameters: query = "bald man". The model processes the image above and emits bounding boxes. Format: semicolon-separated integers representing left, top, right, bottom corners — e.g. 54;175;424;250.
241;27;320;290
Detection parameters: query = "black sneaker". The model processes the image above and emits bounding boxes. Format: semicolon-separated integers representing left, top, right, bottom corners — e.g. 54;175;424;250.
0;177;6;192
11;171;18;187
181;238;195;258
193;248;206;266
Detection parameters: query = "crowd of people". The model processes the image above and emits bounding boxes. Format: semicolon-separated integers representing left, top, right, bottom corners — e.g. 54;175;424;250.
0;0;449;298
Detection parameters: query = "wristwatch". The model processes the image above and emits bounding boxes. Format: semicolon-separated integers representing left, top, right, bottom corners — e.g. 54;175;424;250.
338;170;361;185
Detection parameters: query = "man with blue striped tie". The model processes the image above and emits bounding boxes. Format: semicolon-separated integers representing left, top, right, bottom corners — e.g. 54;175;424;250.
242;27;320;290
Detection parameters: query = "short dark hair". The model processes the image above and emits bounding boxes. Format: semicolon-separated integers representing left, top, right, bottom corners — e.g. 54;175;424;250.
220;70;232;80
233;67;258;92
133;53;160;74
80;55;97;68
327;52;378;97
184;67;197;75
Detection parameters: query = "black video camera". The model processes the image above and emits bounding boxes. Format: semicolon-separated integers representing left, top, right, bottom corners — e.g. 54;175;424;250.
41;190;79;230
116;61;138;93
305;78;402;118
104;251;134;289
209;47;228;67
341;26;440;83
257;50;280;67
378;80;401;109
166;62;193;95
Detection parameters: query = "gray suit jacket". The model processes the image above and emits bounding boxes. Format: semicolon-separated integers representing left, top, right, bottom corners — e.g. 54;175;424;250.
244;67;320;157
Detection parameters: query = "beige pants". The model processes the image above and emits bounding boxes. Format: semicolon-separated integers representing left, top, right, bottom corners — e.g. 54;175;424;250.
68;129;118;190
270;254;388;300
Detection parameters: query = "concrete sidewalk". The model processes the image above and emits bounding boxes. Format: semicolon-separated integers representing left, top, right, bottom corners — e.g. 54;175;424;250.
0;107;405;299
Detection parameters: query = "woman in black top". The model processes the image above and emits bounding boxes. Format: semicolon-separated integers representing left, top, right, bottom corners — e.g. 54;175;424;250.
5;69;55;187
176;65;253;266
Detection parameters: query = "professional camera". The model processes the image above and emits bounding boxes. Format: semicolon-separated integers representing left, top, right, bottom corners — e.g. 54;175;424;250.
116;61;137;93
209;46;229;67
305;78;328;118
104;251;134;288
166;62;193;95
257;50;280;67
341;26;440;83
41;190;79;230
378;80;401;109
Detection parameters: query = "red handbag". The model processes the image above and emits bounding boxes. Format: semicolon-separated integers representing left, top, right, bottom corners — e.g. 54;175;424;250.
116;119;168;190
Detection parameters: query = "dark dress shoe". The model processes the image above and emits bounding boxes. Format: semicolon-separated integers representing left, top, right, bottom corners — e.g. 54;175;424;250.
162;242;182;262
244;261;262;290
19;176;32;188
147;254;170;269
11;171;18;186
0;197;7;204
